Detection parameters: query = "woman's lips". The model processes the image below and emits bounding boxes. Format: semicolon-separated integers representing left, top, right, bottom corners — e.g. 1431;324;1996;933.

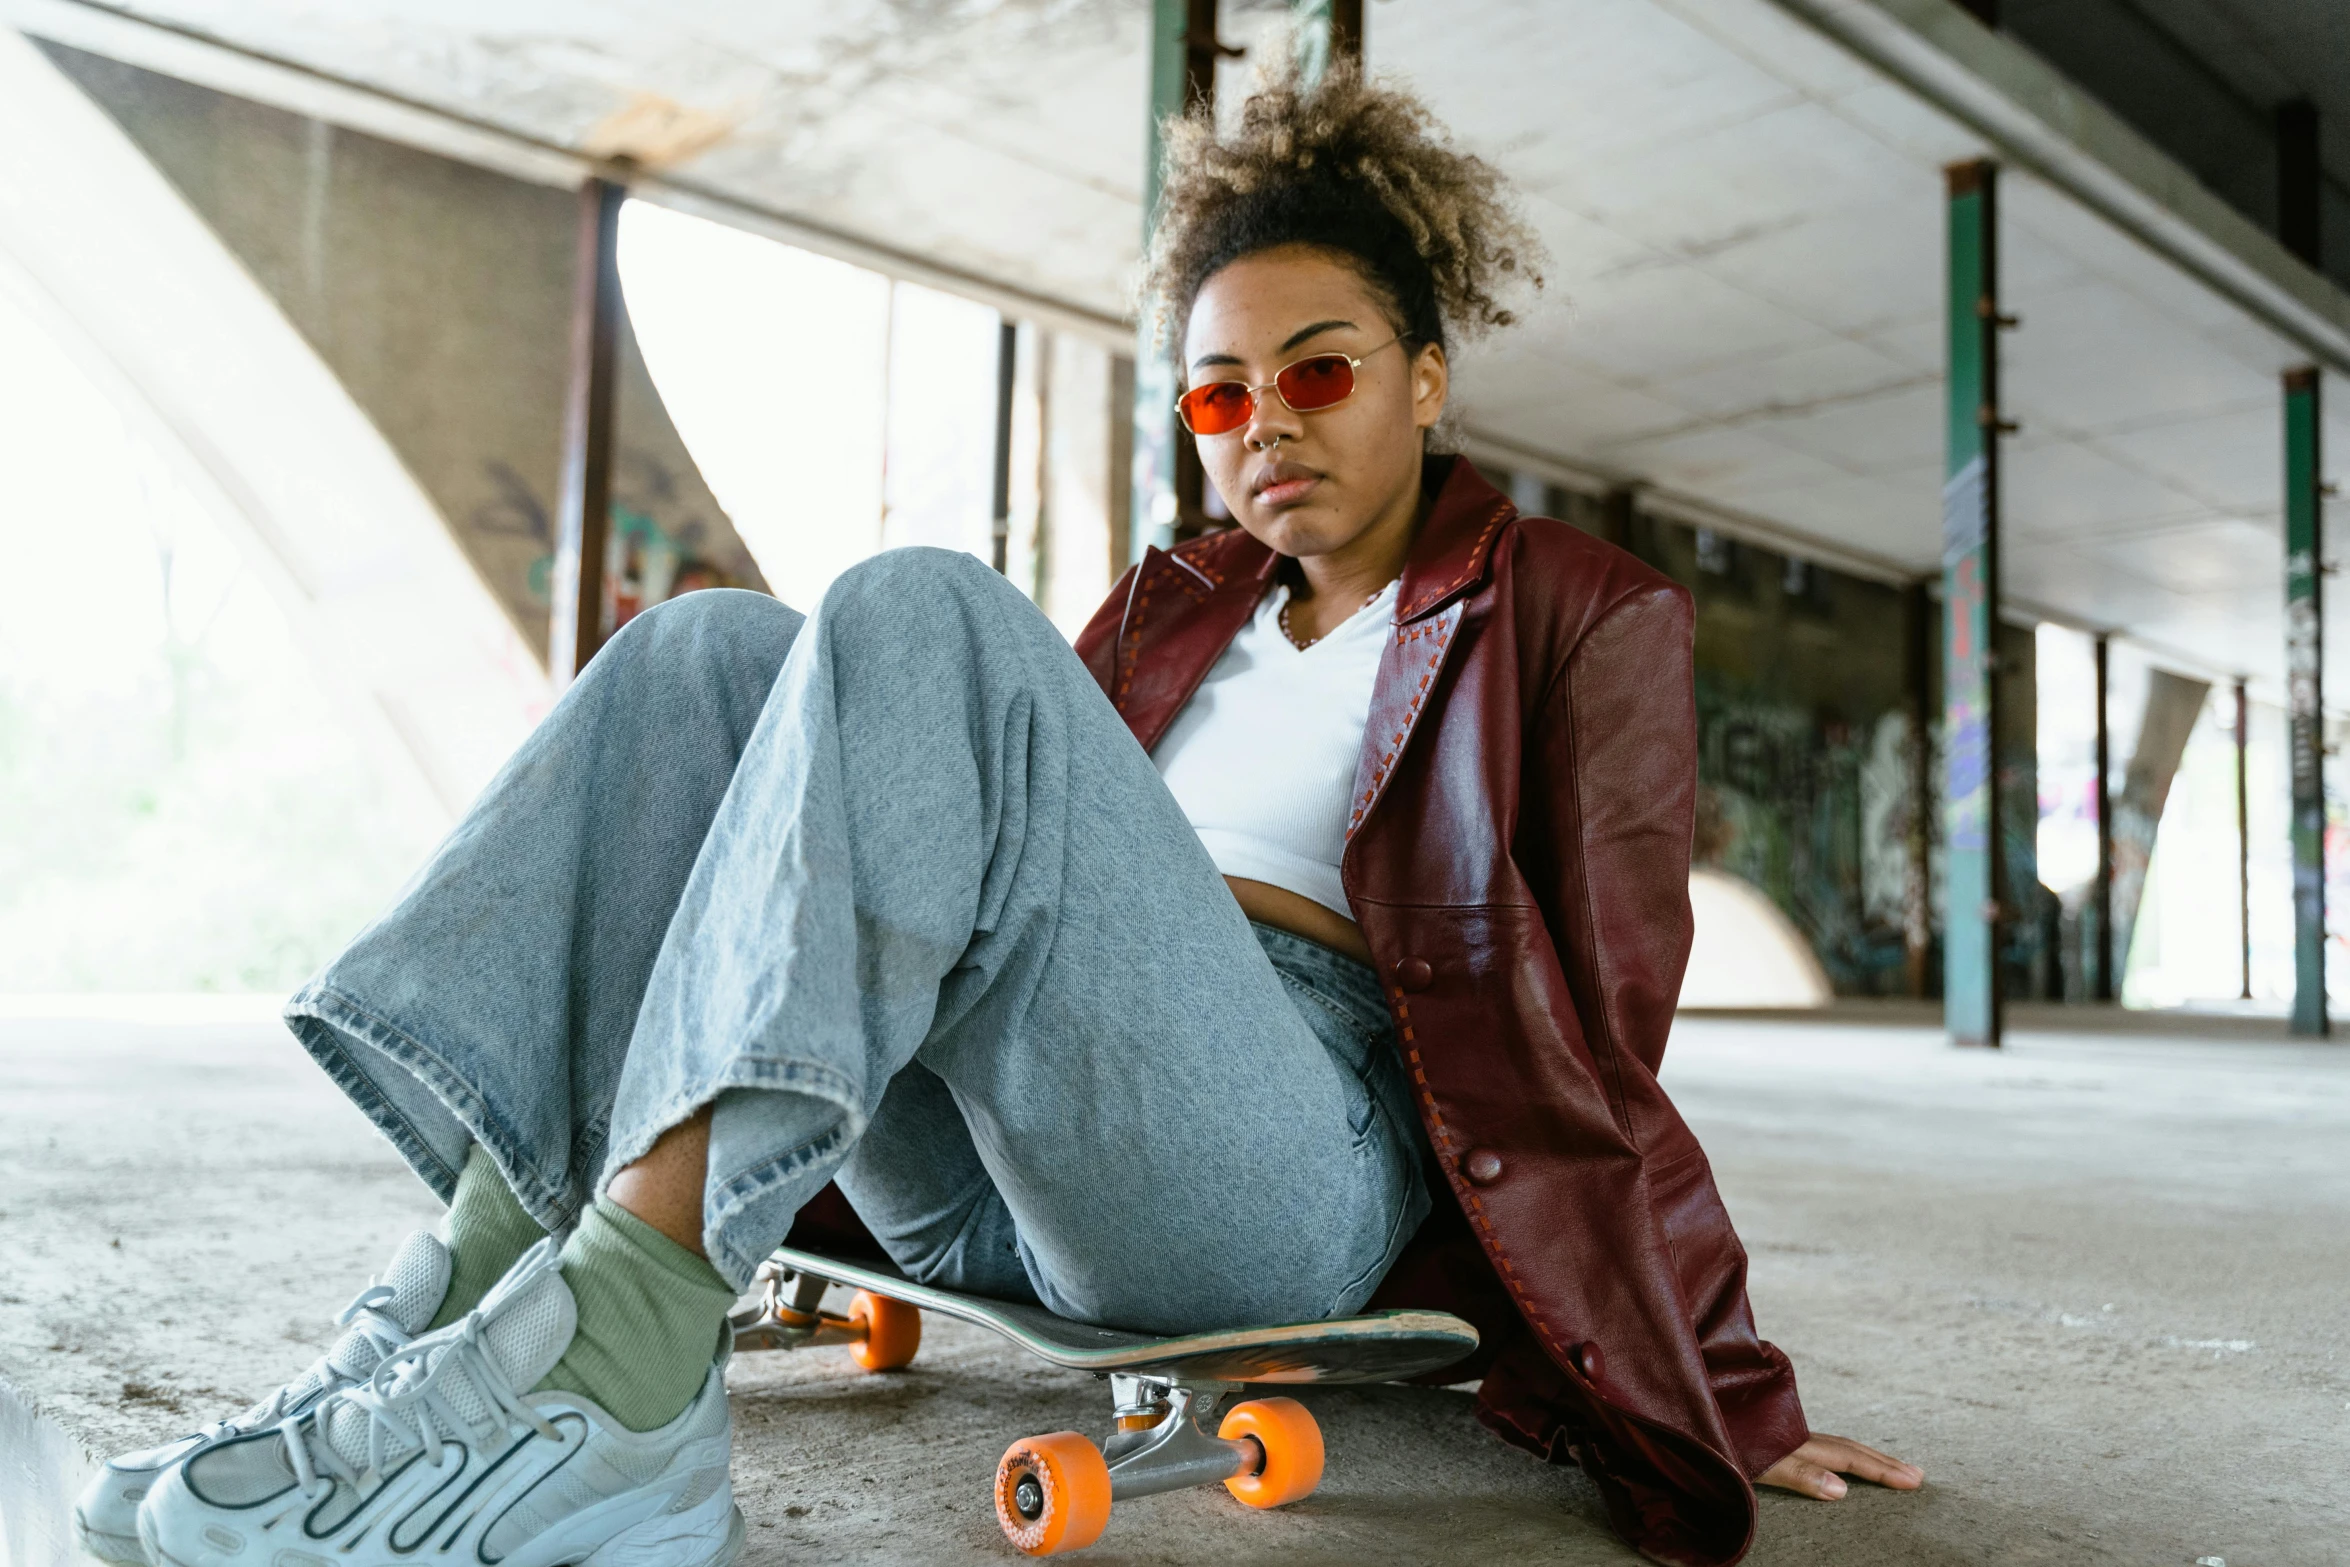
1250;461;1322;508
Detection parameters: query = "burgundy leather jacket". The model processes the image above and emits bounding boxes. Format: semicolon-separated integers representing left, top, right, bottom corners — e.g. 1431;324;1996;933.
1072;456;1808;1566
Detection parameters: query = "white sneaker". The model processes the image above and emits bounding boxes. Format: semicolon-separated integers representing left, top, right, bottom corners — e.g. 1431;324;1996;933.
136;1238;742;1567
70;1231;450;1563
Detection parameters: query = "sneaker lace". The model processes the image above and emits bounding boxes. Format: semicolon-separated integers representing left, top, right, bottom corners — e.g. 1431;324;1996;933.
222;1284;408;1438
279;1310;561;1500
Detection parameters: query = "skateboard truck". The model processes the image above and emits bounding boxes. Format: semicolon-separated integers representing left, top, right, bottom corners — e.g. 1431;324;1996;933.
1099;1374;1262;1500
731;1259;836;1349
729;1258;923;1370
991;1371;1320;1554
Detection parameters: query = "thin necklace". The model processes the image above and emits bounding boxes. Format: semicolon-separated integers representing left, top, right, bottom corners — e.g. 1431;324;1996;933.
1278;583;1385;651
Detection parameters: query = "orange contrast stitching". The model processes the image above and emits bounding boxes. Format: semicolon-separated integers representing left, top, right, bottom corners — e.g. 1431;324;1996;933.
1347;615;1456;835
1171;537;1228;586
1397;985;1564;1353
1113;587;1151;707
1399;509;1503;618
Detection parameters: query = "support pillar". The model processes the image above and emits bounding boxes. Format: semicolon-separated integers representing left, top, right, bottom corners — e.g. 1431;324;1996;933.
2237;677;2252;1001
990;319;1018;575
2092;633;2115;1001
550;175;624;687
1943;160;2005;1047
1294;0;1364;84
1130;0;1363;561
1601;485;1636;553
1129;0;1224;564
2278;99;2321;271
2286;365;2327;1036
1903;579;1934;999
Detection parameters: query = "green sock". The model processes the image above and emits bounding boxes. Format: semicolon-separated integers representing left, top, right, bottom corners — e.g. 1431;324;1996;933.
427;1145;548;1331
536;1195;738;1433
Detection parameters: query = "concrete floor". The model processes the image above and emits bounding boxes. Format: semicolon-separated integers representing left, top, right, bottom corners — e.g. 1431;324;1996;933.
2;1004;2344;1566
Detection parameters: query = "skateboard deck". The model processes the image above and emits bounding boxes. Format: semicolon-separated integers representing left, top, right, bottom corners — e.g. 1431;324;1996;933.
730;1245;1482;1555
738;1244;1479;1384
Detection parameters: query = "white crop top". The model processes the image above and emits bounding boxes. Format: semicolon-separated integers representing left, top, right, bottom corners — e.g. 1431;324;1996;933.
1152;578;1398;918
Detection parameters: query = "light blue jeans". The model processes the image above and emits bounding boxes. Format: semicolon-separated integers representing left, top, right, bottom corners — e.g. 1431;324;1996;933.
287;549;1427;1332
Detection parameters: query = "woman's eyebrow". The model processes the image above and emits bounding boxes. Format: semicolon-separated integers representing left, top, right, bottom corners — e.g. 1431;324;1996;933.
1188;318;1361;373
1279;318;1356;352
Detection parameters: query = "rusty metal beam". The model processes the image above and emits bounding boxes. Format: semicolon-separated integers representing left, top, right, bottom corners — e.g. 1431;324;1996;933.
2236;676;2252;1002
2092;632;2114;1002
550;174;624;686
990;319;1017;575
1904;578;1934;1000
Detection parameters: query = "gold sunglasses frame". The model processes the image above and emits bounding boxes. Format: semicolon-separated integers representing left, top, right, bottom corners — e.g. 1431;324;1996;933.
1174;334;1407;435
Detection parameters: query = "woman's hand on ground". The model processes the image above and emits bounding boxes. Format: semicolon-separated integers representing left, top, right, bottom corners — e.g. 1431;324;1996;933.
1756;1434;1924;1500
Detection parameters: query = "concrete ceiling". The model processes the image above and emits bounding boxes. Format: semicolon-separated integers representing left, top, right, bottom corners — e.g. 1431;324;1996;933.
1999;0;2350;298
17;0;2350;705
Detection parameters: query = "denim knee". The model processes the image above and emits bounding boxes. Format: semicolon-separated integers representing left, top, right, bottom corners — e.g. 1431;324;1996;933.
818;547;1037;650
606;587;805;669
581;591;805;737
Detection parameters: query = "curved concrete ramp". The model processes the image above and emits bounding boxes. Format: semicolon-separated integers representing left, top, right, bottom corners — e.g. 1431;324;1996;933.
1682;867;1835;1009
0;30;544;821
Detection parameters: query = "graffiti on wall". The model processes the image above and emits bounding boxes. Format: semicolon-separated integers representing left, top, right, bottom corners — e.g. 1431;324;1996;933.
1694;679;1913;993
470;446;766;647
1614;512;2041;998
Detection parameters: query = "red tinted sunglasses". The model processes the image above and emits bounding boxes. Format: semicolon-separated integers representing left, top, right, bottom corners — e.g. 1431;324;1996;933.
1175;334;1406;436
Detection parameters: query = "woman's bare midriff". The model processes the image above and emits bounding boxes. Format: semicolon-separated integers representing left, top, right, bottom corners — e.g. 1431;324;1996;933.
1224;876;1374;966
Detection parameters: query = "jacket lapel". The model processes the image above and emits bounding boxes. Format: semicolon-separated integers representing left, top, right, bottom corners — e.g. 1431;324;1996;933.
1348;600;1466;842
1096;457;1512;795
1108;532;1277;754
1346;457;1514;841
1393;456;1516;625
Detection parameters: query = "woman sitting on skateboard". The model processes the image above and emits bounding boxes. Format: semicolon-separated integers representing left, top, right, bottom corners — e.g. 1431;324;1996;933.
93;51;1918;1567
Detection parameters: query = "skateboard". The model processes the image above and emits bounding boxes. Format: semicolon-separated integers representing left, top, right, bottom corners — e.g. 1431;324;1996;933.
728;1245;1479;1556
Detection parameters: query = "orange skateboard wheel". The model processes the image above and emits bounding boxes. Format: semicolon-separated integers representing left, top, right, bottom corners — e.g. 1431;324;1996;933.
846;1290;922;1371
994;1431;1112;1556
1218;1397;1324;1508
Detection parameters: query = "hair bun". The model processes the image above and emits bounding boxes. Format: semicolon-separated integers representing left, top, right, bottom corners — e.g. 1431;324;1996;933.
1140;43;1545;352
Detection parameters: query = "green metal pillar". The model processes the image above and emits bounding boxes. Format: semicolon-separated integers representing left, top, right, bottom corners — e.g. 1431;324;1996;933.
1130;0;1224;565
2285;366;2327;1035
1293;0;1362;85
1943;161;2004;1047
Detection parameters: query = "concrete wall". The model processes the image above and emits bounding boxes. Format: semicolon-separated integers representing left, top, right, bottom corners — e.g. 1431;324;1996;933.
45;44;767;663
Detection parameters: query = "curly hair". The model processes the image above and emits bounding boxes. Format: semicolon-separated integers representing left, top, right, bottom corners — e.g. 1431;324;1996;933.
1139;49;1544;356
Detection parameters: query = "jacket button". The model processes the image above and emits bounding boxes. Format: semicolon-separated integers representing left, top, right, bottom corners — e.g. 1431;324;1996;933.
1573;1341;1605;1384
1394;957;1434;992
1461;1148;1503;1186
